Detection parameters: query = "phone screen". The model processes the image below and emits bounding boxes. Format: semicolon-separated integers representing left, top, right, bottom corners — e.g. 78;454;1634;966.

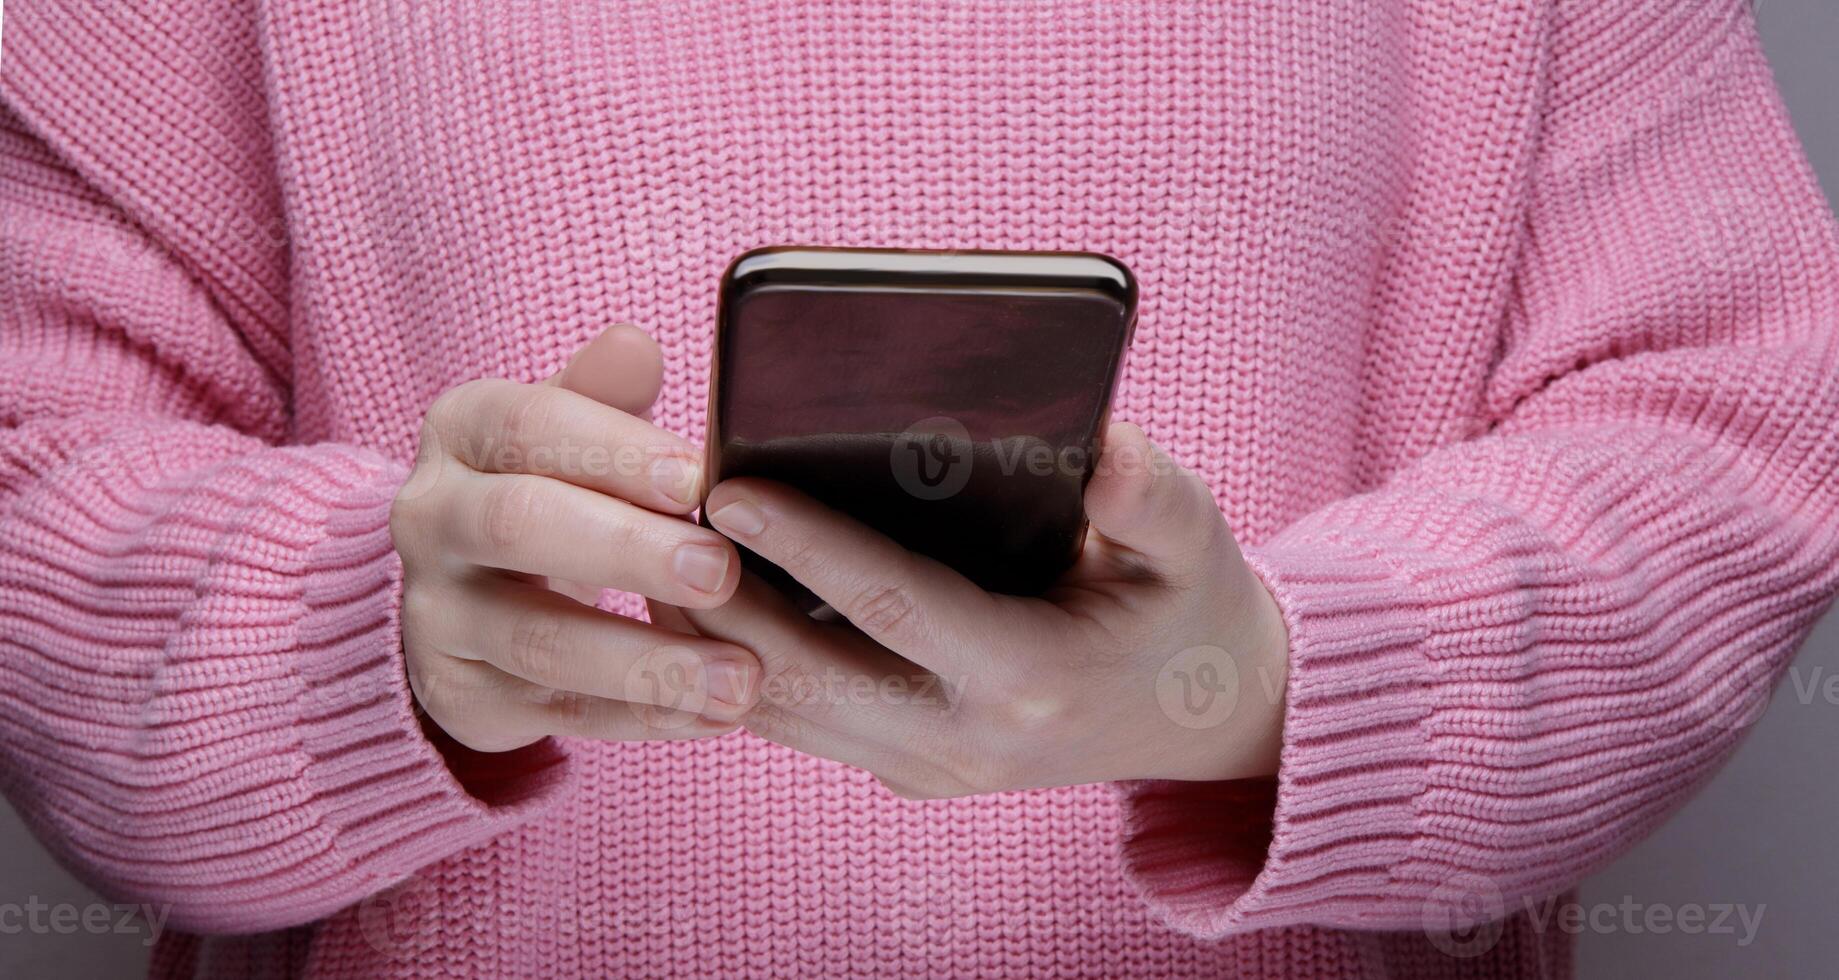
707;248;1135;605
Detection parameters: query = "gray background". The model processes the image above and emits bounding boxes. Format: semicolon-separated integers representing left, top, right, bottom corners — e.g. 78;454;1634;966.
2;0;1836;975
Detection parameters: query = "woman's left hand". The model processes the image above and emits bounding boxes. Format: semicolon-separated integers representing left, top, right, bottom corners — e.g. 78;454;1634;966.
671;422;1291;799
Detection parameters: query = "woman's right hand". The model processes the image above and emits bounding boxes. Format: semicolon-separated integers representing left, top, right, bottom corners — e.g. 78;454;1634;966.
389;325;758;752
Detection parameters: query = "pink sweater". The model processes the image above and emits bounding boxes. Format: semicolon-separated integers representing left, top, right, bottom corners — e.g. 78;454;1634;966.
2;1;1836;976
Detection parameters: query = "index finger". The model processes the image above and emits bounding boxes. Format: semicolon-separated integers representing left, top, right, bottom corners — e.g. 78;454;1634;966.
425;378;702;514
702;478;1034;676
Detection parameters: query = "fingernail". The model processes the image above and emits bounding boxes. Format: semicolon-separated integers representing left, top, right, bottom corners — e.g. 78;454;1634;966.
672;542;730;595
703;659;753;709
651;455;700;506
707;499;766;537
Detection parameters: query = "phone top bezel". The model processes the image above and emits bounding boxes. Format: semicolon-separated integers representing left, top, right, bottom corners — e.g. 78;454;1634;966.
719;245;1137;309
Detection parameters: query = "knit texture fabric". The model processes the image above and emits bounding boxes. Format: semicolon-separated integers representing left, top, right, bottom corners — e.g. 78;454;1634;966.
2;1;1837;977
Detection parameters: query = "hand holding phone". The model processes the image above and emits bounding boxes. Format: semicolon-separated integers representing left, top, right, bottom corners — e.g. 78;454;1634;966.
685;421;1293;797
682;248;1292;798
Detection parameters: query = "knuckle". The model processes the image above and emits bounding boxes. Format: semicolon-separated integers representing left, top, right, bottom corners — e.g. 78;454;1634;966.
478;478;544;552
496;386;560;455
851;581;923;641
389;474;449;557
399;583;441;634
740;703;802;746
753;659;800;708
428;379;491;443
504;606;567;682
532;685;595;727
757;655;823;711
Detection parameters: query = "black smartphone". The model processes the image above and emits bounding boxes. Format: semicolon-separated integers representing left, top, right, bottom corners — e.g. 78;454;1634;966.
704;246;1137;610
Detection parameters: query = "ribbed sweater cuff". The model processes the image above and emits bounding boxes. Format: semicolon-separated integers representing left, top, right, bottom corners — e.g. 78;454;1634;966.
294;465;571;883
1118;534;1437;937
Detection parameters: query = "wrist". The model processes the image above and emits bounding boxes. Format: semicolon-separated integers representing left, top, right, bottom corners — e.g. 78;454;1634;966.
1232;568;1290;777
1150;563;1290;783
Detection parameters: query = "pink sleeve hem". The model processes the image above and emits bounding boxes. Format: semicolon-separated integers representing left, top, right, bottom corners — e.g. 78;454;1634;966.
282;462;572;918
1118;536;1438;937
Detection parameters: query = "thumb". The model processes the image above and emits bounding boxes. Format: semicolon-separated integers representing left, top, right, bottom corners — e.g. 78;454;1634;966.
1082;421;1238;581
546;323;665;418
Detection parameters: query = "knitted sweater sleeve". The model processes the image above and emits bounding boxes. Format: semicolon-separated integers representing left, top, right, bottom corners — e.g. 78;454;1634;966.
0;3;567;933
1118;2;1839;937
